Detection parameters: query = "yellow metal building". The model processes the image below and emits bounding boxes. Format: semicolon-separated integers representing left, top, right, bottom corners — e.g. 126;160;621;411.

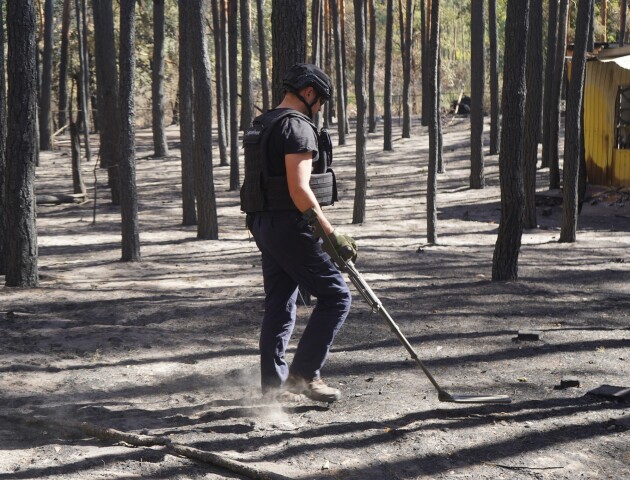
584;46;630;186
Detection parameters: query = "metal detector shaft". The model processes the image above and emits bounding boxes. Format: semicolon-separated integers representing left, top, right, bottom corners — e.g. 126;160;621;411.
343;260;447;395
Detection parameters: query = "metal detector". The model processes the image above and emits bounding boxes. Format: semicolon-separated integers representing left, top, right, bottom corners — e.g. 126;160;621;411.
309;213;512;404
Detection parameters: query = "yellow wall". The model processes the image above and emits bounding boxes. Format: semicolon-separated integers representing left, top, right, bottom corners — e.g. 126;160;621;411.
584;60;630;186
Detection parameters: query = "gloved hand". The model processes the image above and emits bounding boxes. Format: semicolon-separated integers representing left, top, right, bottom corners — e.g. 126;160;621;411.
323;230;358;263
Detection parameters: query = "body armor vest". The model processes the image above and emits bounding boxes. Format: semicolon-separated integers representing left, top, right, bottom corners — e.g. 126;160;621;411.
240;109;338;213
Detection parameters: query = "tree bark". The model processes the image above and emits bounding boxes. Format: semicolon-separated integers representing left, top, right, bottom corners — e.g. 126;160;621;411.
491;0;529;281
421;0;428;126
330;0;347;145
240;0;254;130
470;0;485;189
523;0;543;229
560;0;593;242
69;121;87;196
542;0;559;169
58;0;71;130
92;0;121;205
5;0;39;286
310;0;321;65
353;0;367;224
228;0;240;190
256;0;270;112
75;0;92;164
118;0;141;261
151;0;169;157
427;0;440;244
211;0;229;166
271;0;307;106
401;0;413;138
621;0;628;46
0;0;7;276
177;0;197;226
383;0;394;151
221;0;231;154
191;0;219;240
39;0;54;151
368;0;376;133
548;0;569;190
488;0;500;155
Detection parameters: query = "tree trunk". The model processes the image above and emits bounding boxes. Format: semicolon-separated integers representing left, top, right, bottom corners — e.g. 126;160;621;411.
542;0;559;169
488;0;500;155
427;0;440;244
523;0;543;229
228;0;240;190
421;0;428;126
221;0;231;153
621;0;628;46
401;0;413;138
151;0;169;157
339;0;349;135
240;0;254;130
271;0;307;106
384;0;394;151
491;0;529;282
470;0;485;189
0;0;7;276
560;0;593;242
310;0;321;65
211;0;229;166
256;0;270;112
330;0;346;145
353;0;367;224
5;0;39;286
118;0;141;261
548;0;569;190
177;0;197;226
39;0;54;151
58;0;71;130
69;122;87;196
75;0;92;163
191;0;219;240
92;0;121;205
368;0;376;133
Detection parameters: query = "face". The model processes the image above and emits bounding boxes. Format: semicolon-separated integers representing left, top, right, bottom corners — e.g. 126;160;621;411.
305;86;325;114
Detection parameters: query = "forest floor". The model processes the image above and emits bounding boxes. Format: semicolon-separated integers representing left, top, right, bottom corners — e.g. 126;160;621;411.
1;117;629;480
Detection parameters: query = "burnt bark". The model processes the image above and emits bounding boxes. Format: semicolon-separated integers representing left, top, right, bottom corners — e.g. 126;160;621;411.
427;0;440;244
228;0;239;190
383;0;394;151
92;0;121;205
0;0;7;275
368;0;376;133
488;0;500;154
542;0;559;169
5;0;39;286
210;0;229;166
177;0;197;226
330;0;347;145
470;0;485;189
240;0;254;130
401;0;413;138
118;0;141;261
492;0;529;281
256;0;270;112
39;0;54;151
58;0;71;130
353;0;367;224
560;0;593;242
151;0;169;157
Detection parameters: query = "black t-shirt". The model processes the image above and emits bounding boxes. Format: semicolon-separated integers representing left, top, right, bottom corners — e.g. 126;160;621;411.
266;108;319;177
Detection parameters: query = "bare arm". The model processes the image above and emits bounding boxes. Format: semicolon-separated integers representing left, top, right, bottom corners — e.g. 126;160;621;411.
285;152;334;235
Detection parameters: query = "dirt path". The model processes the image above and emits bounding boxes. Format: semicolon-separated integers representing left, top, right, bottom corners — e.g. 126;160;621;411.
1;119;629;479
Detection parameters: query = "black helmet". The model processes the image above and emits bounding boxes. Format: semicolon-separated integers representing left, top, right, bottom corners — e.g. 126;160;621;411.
282;63;333;101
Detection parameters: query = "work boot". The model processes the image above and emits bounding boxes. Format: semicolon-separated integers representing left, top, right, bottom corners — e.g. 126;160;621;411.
286;374;341;403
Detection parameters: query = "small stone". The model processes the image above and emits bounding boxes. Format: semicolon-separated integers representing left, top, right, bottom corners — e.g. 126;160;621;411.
513;330;543;341
560;377;581;389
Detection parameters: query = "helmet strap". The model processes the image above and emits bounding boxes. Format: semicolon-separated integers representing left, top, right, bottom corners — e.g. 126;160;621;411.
293;89;320;119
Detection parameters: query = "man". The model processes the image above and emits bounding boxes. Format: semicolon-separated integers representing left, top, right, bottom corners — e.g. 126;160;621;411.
240;63;356;403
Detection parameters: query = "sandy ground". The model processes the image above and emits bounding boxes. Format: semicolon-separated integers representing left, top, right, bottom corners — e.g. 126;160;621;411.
1;118;629;479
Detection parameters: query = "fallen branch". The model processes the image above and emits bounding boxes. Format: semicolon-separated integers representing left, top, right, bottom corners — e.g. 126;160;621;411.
2;414;293;480
484;461;564;471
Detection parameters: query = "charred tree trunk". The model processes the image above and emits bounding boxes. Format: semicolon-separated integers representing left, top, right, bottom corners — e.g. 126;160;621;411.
523;0;543;229
353;0;367;224
492;0;529;281
488;0;500;155
39;0;54;151
256;0;270;112
211;0;229;166
92;0;121;205
560;0;593;242
383;0;394;151
118;0;141;261
75;0;92;163
542;0;559;169
58;0;71;130
240;0;254;130
178;0;197;226
368;0;376;133
401;0;413;138
151;0;169;157
191;0;219;239
620;0;628;46
0;0;7;276
427;0;440;244
330;0;346;145
470;0;485;189
228;0;239;190
69;121;87;196
5;0;39;286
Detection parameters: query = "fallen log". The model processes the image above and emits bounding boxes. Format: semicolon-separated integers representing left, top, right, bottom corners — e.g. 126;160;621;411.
2;414;293;480
36;193;86;205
